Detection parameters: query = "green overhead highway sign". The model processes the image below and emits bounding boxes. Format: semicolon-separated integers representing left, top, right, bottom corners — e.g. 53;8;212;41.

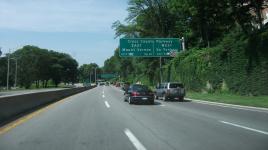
120;38;182;57
100;73;117;79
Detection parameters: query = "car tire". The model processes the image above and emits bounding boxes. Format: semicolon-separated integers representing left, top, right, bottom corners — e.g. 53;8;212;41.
128;97;133;104
179;96;184;102
163;95;168;101
150;100;154;105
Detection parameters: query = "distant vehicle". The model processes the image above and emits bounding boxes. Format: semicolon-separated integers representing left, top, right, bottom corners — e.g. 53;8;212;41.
105;82;110;86
115;82;120;87
98;82;105;86
121;82;130;91
155;82;185;101
124;84;154;105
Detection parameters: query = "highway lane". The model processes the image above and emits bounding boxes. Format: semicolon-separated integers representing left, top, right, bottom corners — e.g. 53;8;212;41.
0;86;268;150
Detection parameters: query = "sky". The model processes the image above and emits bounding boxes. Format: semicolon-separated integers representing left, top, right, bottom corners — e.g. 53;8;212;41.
0;0;128;66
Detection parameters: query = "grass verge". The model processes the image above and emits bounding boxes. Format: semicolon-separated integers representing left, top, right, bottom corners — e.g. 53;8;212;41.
186;92;268;108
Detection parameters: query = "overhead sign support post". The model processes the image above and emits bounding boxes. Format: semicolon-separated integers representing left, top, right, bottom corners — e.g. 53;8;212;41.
160;57;162;84
181;37;185;51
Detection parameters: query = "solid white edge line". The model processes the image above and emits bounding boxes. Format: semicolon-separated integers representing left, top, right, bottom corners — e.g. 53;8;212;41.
220;121;268;135
104;101;110;108
188;98;268;113
124;128;147;150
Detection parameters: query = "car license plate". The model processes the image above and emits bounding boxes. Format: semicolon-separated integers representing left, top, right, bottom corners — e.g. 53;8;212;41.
142;97;148;100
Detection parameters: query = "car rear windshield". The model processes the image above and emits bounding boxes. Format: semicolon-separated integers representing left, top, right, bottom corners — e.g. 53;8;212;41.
169;83;184;88
132;85;150;92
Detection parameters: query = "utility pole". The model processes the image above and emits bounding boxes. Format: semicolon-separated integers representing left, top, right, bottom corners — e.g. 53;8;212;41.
10;58;18;88
6;49;10;90
12;58;18;88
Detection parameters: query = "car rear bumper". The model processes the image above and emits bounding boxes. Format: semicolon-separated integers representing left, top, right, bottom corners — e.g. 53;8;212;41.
131;96;154;103
167;94;184;98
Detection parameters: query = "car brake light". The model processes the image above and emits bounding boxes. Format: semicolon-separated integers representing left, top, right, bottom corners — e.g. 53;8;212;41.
131;92;140;96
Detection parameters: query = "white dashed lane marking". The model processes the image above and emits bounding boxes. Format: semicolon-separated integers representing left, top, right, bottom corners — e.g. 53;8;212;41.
104;101;110;108
124;128;147;150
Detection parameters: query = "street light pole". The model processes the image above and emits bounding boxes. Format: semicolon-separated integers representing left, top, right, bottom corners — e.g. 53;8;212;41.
159;57;162;84
90;71;91;83
182;37;185;51
94;68;97;84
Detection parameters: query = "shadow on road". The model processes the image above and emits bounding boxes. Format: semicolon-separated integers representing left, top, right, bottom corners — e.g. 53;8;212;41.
157;99;192;103
153;101;162;105
130;101;163;106
174;99;191;103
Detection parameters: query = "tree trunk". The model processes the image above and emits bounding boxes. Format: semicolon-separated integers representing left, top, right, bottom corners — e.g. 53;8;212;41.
251;0;263;29
45;80;48;88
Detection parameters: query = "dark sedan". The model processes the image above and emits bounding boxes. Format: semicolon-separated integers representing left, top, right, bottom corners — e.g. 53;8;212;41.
124;84;154;105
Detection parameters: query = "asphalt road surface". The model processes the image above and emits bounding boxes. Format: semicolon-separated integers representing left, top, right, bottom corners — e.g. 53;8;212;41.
0;86;267;150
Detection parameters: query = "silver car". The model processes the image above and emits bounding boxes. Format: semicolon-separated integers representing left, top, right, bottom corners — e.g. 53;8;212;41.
155;82;185;101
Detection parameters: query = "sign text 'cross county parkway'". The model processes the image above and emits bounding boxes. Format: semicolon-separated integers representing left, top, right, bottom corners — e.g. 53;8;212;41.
120;38;182;57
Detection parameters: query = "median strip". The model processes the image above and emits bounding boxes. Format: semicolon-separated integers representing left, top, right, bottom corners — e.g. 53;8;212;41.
124;128;147;150
0;95;70;135
220;121;268;135
0;87;94;124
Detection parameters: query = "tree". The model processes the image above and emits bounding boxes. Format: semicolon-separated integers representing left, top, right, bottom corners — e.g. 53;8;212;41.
112;0;177;84
78;63;98;83
10;45;79;88
0;57;7;87
108;0;268;86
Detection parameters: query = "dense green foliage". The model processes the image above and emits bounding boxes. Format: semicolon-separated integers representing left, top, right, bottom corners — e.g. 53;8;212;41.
0;57;7;87
78;63;100;83
170;28;268;95
104;0;268;95
0;45;78;88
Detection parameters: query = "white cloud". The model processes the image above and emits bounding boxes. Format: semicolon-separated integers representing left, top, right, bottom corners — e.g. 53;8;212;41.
0;0;127;32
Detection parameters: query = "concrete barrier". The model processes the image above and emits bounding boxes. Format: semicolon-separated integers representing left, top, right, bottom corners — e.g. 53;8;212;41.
0;86;95;124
